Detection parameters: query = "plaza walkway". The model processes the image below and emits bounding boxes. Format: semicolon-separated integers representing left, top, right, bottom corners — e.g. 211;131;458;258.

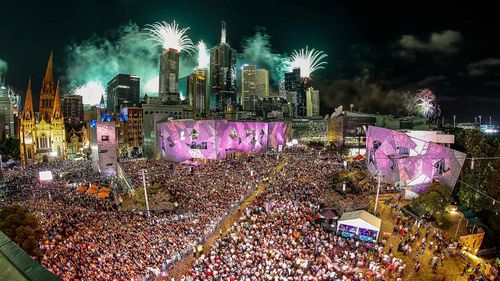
375;195;468;281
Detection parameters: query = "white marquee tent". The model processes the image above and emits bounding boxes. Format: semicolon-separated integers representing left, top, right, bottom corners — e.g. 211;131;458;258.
337;210;381;242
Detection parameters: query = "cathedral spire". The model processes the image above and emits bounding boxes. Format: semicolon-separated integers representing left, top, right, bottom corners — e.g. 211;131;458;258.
22;78;34;120
39;51;56;122
52;80;62;119
44;50;54;85
99;94;105;108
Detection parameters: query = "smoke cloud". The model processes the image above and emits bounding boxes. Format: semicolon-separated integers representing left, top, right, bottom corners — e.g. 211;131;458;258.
0;58;7;74
317;69;410;116
63;22;196;97
239;28;289;85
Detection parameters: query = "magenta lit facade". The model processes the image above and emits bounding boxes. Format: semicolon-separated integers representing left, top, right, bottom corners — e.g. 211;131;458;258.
157;120;288;162
366;126;466;193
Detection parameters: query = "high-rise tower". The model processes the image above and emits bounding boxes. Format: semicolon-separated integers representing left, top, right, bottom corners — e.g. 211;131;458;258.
187;71;207;116
209;21;237;113
241;64;256;110
159;48;180;104
106;74;140;112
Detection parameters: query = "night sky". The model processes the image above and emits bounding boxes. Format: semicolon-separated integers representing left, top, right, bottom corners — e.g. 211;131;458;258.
1;0;499;123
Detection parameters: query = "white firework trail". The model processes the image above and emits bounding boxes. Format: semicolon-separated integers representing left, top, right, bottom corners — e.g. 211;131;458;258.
143;21;195;54
197;40;209;68
289;46;327;78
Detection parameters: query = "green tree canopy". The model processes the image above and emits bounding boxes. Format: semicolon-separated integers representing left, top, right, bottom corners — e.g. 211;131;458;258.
411;181;452;217
0;138;20;161
0;205;42;256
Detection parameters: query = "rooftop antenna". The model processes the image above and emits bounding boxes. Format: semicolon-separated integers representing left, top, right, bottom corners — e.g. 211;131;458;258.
221;21;226;44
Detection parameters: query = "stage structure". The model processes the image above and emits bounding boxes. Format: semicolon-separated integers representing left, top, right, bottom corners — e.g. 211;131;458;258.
366;126;465;194
157;120;288;162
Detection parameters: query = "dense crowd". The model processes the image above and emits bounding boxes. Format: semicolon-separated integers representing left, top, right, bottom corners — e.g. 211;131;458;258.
184;149;408;280
2;154;280;280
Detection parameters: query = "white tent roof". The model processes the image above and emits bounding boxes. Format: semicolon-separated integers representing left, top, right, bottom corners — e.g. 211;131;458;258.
338;210;381;231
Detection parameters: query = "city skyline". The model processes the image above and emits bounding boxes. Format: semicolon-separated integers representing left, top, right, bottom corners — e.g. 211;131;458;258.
0;0;499;122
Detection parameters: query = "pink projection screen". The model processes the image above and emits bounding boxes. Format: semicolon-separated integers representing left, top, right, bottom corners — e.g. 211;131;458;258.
157;120;288;162
366;126;466;193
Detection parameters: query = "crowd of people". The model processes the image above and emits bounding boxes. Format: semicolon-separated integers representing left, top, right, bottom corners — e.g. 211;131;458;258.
184;149;407;280
1;154;281;280
2;146;496;280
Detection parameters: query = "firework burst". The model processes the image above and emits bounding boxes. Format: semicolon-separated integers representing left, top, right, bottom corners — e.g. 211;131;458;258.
288;46;327;78
72;81;105;106
197;40;209;68
143;21;195;54
410;88;441;120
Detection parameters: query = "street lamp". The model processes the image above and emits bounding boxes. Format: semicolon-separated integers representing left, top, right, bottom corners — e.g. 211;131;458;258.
373;172;383;215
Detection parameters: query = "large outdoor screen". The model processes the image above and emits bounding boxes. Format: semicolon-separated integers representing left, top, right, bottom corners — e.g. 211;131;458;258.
158;120;288;162
366;126;466;193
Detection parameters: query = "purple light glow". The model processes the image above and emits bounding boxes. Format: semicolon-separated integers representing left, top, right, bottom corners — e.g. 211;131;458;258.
157;120;288;162
366;126;465;193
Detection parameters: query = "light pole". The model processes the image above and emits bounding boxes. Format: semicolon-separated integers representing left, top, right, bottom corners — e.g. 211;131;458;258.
373;173;382;215
455;212;464;238
141;169;150;216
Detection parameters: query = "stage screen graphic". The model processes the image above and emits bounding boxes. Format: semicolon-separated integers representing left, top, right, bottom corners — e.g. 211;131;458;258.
158;120;287;162
366;126;465;193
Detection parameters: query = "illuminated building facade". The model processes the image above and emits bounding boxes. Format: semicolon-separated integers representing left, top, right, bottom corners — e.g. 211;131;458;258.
209;21;237;113
241;64;256;110
159;48;180;104
106;74;140;113
306;87;320;117
187;70;207;116
20;53;66;164
284;68;304;117
0;75;18;139
116;107;144;157
255;69;269;99
366;126;465;195
62;94;84;128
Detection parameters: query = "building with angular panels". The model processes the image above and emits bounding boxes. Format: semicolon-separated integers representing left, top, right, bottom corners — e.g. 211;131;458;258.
366;126;466;194
157;120;288;162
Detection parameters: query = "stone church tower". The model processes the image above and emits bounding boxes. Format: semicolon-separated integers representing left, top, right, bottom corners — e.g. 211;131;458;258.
20;52;67;164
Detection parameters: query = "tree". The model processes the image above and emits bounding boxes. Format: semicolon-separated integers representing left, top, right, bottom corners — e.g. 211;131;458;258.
0;138;20;161
454;129;494;212
411;182;451;217
0;205;42;256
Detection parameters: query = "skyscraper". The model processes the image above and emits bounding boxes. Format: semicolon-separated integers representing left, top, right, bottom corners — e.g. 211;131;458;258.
255;69;269;99
241;64;256;110
106;74;140;113
306;87;320;117
187;69;207;116
209;21;237;113
62;94;84;128
284;68;306;117
0;75;17;139
159;48;180;104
